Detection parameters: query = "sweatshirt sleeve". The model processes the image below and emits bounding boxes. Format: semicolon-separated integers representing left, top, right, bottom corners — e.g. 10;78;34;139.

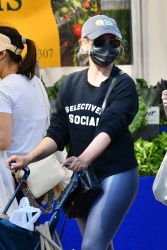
46;83;70;151
97;76;139;140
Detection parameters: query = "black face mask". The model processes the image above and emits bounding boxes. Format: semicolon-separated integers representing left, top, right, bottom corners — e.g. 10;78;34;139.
90;44;119;67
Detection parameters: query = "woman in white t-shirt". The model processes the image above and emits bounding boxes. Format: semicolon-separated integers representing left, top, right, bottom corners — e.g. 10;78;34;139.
0;25;50;215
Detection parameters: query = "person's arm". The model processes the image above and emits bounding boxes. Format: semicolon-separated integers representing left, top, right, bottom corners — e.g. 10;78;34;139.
79;132;111;164
7;137;58;170
162;90;167;117
62;132;111;172
63;75;138;172
0;113;12;150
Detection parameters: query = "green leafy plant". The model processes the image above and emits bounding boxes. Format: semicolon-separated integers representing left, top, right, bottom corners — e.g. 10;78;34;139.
135;132;167;176
135;78;167;126
42;75;67;101
129;96;147;136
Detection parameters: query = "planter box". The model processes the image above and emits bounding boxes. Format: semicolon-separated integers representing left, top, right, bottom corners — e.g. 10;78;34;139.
40;177;167;250
159;126;167;134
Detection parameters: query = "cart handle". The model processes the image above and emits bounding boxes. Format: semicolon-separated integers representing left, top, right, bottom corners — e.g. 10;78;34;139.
2;165;30;214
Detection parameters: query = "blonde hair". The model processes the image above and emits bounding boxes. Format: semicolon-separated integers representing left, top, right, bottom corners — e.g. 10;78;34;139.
77;38;91;66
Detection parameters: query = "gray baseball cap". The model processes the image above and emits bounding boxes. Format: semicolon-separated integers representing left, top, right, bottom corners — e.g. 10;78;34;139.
81;15;122;40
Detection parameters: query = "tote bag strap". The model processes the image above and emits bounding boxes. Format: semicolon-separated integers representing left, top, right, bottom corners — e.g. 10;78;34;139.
35;76;51;126
101;70;126;114
95;71;127;136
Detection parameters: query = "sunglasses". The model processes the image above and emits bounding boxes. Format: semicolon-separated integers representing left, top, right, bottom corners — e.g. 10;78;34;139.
93;37;121;48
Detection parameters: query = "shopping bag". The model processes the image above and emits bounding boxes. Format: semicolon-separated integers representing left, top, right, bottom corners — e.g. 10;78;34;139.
16;148;72;199
9;197;41;231
59;166;102;218
152;151;167;205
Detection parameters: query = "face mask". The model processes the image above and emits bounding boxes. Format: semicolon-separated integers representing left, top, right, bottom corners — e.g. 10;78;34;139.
90;44;119;67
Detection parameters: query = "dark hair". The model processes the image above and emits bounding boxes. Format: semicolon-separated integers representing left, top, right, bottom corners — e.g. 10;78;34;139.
0;26;37;79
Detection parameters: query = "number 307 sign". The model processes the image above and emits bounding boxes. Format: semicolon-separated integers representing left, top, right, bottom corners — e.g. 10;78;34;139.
0;0;60;67
0;0;100;67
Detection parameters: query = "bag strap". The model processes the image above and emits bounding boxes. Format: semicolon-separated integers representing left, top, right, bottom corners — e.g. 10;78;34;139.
101;70;126;115
35;76;51;126
22;187;55;214
94;70;126;137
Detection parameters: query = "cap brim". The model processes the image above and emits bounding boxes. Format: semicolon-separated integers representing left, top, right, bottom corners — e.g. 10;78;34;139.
86;28;122;40
0;46;6;52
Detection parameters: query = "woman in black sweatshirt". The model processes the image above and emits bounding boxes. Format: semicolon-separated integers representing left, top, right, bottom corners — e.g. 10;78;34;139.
7;15;139;250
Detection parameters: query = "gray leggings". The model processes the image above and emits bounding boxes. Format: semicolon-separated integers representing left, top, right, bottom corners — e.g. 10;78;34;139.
77;168;139;250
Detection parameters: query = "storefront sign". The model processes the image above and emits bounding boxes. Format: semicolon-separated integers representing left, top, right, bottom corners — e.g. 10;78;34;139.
0;0;60;67
146;107;160;124
0;0;101;67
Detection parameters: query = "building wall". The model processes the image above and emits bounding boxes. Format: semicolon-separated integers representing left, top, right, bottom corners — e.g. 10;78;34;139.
132;0;167;85
146;0;167;85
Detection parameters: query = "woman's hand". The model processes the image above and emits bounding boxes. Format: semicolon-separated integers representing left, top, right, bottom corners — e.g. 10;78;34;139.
62;133;111;173
6;155;31;171
62;156;88;173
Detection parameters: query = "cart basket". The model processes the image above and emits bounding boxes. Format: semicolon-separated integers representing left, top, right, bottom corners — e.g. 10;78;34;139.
0;218;39;250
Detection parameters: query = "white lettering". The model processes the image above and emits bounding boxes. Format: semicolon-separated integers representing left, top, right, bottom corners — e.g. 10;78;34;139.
73;105;77;111
74;115;80;124
65;107;69;113
70;106;74;111
89;117;96;126
81;103;85;110
104;20;114;26
96;118;99;126
68;114;99;127
69;114;74;123
91;105;97;112
95;107;101;114
85;103;91;110
81;116;86;125
65;103;101;114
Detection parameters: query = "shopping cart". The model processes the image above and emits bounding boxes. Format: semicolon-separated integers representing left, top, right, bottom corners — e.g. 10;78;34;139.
0;166;82;250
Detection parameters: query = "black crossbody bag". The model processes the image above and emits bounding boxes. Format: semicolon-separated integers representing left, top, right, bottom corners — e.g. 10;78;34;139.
59;71;126;218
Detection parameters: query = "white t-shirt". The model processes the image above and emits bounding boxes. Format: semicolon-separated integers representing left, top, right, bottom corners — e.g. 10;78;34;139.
0;74;50;157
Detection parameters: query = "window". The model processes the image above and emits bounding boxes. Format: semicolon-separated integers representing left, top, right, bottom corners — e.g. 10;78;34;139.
101;0;132;65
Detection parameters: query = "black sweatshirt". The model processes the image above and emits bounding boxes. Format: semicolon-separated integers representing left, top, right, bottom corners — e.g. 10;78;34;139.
47;65;139;179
